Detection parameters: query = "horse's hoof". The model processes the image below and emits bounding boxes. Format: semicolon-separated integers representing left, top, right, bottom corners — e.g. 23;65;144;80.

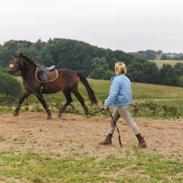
13;112;19;116
47;116;52;120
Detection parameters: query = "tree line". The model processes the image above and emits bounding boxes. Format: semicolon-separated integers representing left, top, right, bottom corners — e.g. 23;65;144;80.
127;62;183;86
130;49;183;60
0;38;183;87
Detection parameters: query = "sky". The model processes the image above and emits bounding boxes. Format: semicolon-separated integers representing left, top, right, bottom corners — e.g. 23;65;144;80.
0;0;183;52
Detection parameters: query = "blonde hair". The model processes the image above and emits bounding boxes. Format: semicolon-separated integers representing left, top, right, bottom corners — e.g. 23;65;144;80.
114;61;127;74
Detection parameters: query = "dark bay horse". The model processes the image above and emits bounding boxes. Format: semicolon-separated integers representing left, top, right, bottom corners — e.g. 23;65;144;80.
9;54;97;119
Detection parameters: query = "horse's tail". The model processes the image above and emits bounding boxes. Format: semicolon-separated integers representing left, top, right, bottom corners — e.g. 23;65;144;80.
77;72;98;105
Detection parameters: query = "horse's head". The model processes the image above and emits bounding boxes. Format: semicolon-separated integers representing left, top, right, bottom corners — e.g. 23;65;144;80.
9;54;24;73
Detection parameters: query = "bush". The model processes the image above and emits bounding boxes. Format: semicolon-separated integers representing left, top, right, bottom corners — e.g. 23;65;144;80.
131;102;180;118
0;71;22;98
160;64;177;85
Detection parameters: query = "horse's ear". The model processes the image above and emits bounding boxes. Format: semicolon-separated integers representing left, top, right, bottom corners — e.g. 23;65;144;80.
13;53;17;57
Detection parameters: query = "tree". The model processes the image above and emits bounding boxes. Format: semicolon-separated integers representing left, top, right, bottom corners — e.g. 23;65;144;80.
160;65;176;85
127;62;144;82
89;57;112;79
174;63;183;76
130;50;160;60
127;62;160;83
0;71;22;97
141;62;160;83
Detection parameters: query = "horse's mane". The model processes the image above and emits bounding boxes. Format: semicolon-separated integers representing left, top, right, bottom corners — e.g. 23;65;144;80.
19;54;38;67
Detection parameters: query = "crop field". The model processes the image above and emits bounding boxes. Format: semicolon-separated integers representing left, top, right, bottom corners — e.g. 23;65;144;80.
150;60;183;68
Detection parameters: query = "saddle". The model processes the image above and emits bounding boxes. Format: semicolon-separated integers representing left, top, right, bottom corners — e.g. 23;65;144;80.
35;66;59;83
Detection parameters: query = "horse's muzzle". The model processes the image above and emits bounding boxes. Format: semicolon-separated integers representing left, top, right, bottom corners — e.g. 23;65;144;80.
9;64;17;73
9;64;14;69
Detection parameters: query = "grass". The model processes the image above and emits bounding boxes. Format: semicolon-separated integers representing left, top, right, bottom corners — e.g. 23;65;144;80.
0;135;5;142
8;77;183;102
2;78;183;117
43;79;183;103
88;79;183;100
150;60;183;69
88;80;183;114
0;151;182;183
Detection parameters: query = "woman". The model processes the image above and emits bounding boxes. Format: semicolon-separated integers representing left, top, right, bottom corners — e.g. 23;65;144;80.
99;61;147;148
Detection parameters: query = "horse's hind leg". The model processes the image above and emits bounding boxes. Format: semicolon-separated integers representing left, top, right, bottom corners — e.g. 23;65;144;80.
14;90;31;116
72;88;89;116
59;89;73;116
35;93;52;120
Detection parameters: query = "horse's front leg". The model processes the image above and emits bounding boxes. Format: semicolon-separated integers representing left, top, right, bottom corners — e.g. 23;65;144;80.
14;90;31;116
35;93;52;120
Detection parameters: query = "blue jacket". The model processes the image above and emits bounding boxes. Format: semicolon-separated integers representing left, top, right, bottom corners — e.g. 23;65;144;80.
104;74;132;107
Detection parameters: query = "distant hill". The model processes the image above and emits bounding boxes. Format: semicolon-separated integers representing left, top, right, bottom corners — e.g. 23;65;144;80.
0;38;145;78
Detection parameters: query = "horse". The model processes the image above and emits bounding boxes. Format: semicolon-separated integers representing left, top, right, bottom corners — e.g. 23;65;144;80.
9;54;97;119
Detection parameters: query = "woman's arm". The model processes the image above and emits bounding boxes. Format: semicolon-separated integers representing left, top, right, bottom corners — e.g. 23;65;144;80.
104;78;120;107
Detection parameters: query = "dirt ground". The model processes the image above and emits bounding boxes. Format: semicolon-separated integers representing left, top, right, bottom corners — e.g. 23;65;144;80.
0;112;183;160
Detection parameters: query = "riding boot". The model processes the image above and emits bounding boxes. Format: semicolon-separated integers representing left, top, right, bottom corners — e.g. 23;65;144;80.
136;134;147;148
99;134;112;145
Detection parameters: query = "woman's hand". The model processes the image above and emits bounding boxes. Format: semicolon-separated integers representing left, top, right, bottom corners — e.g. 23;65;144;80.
101;106;109;113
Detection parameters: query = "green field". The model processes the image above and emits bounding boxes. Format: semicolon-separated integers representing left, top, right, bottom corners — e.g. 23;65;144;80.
90;80;183;117
70;79;183;114
40;79;183;102
149;60;183;68
0;151;182;183
2;78;183;118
